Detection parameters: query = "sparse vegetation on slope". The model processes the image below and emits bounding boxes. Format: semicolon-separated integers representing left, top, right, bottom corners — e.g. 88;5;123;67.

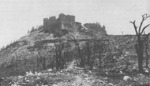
0;13;150;86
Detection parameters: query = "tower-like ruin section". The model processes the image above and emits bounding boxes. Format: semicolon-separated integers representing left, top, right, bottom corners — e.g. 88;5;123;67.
43;13;78;32
58;13;75;30
43;16;58;32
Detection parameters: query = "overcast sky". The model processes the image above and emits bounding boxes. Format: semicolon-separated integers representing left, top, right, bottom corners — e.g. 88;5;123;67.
0;0;150;48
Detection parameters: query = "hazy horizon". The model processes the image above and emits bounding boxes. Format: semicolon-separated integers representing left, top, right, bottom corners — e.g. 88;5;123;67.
0;0;150;48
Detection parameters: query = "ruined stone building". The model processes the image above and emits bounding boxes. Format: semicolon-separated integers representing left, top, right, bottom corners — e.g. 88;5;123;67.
43;13;107;37
43;13;81;33
84;23;107;36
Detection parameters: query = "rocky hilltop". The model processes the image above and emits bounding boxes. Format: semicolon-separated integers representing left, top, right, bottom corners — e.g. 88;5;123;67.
0;13;107;77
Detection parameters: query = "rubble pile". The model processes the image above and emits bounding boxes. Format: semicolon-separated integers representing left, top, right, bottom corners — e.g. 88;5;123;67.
0;60;150;86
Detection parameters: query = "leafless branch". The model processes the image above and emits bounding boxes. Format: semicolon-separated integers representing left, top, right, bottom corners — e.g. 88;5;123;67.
130;20;138;35
143;14;150;20
140;23;150;34
139;15;145;33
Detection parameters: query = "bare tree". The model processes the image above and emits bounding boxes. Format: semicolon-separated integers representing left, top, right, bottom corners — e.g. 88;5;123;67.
130;14;150;73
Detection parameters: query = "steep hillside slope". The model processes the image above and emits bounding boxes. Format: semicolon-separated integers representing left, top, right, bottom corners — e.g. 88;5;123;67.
0;13;107;77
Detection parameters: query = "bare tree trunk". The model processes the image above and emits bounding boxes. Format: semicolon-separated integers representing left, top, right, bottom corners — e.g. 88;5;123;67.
55;51;59;70
80;48;85;67
55;43;64;70
55;45;59;70
137;36;144;72
145;35;149;68
145;46;149;68
42;57;46;70
86;42;92;69
36;56;40;69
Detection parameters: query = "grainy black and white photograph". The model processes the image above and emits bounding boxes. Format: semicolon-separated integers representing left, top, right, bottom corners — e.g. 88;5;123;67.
0;0;150;86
